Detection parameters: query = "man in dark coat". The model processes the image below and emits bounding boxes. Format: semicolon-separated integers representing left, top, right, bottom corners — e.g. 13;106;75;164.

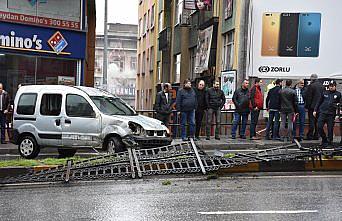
154;83;173;127
314;80;341;147
176;79;197;141
265;79;282;140
231;79;250;139
205;80;225;140
0;83;10;144
305;74;324;140
194;80;207;140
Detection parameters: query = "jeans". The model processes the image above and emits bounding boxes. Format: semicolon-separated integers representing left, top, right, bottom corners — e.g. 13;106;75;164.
231;112;249;137
307;108;318;138
317;113;335;144
265;110;280;139
0;112;6;143
206;108;221;138
293;104;305;139
195;109;206;137
250;110;260;138
280;112;294;141
181;110;195;140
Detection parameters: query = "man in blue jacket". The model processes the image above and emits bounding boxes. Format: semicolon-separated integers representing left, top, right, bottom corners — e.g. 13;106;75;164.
176;79;197;141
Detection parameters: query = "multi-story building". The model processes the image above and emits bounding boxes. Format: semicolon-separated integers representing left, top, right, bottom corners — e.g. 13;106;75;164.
136;0;249;110
0;0;96;98
94;23;137;107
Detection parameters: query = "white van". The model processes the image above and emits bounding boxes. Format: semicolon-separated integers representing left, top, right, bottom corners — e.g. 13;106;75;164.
12;85;171;159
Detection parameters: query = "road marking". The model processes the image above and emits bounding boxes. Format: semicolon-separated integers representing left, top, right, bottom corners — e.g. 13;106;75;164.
198;210;318;215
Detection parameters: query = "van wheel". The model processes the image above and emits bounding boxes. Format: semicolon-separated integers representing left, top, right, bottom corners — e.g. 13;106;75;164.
106;137;125;154
18;135;40;159
58;149;77;158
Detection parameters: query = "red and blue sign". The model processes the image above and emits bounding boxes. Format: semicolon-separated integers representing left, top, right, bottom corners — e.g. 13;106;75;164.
0;22;86;59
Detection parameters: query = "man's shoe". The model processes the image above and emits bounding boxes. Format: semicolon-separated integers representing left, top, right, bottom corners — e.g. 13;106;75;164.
205;137;210;140
215;137;220;140
231;135;236;139
1;141;7;144
313;136;319;140
273;137;281;141
239;135;246;139
250;136;260;140
195;137;201;141
321;142;328;148
182;138;189;142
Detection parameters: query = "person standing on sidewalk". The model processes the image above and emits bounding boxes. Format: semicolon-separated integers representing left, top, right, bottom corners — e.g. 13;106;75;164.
176;79;197;141
194;80;207;140
293;79;306;141
265;79;282;140
231;79;250;139
314;80;341;147
249;78;263;140
205;80;225;140
305;74;324;140
154;83;173;127
279;80;298;142
0;83;10;144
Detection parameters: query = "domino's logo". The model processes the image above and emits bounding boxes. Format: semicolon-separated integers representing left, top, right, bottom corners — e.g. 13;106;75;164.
48;31;68;54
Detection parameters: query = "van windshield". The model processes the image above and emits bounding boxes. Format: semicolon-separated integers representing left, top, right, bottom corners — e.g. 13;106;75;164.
90;96;137;116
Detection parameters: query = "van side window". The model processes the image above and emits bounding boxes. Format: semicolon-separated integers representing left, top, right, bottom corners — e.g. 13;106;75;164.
17;93;37;115
40;94;62;116
66;94;95;118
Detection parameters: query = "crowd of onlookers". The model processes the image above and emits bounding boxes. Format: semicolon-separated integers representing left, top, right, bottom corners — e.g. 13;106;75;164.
154;74;341;147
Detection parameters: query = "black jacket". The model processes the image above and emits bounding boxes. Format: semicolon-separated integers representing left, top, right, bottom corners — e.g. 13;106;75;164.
305;80;324;109
0;90;10;112
206;87;225;110
315;90;341;115
266;85;281;110
280;87;298;113
232;87;249;113
176;87;197;112
194;88;207;110
154;91;173;115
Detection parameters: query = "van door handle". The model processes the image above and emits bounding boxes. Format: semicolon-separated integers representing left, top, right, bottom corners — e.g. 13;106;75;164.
55;119;61;126
65;119;71;124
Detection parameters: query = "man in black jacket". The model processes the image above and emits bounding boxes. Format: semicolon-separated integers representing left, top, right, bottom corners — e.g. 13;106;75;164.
194;80;207;140
265;79;282;140
305;74;324;140
314;80;341;147
0;83;10;144
231;79;250;139
176;79;197;141
154;83;173;127
205;80;225;140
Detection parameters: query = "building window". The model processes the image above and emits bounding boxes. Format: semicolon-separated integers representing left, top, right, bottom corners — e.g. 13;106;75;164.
149;46;154;71
147;10;150;31
139;18;142;37
189;47;197;79
138;54;141;74
142;52;146;74
158;11;163;33
143;13;147;35
175;54;181;83
151;5;155;29
131;57;137;71
157;61;161;82
222;31;234;71
175;0;183;25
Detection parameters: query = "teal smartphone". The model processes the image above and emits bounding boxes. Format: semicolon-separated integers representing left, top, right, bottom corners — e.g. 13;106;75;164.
297;13;321;57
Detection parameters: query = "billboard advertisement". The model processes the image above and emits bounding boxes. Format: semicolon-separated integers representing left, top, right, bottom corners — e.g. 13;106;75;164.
194;25;213;74
247;0;342;79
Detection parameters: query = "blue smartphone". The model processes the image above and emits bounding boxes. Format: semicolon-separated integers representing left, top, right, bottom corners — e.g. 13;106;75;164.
297;13;321;57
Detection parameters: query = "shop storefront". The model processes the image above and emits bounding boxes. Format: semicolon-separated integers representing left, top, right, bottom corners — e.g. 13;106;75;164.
0;0;86;99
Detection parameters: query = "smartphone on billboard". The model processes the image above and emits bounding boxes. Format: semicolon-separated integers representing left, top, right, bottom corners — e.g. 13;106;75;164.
279;13;299;57
297;13;321;57
261;13;281;56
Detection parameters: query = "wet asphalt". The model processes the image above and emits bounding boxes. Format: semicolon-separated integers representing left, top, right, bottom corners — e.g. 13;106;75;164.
0;174;342;221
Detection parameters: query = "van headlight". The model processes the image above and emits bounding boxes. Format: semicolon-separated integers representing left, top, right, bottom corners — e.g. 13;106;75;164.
128;122;145;135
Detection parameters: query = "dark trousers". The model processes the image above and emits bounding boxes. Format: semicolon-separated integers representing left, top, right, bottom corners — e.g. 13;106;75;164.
195;109;205;137
293;104;305;139
307;108;319;139
156;113;170;127
265;110;280;139
0;112;6;143
250;109;260;138
206;108;221;138
317;113;335;144
231;112;249;137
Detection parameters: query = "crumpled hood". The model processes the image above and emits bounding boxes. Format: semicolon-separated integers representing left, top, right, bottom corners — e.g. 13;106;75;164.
110;114;166;130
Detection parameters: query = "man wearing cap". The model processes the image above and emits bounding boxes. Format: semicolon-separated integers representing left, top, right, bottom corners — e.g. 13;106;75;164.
305;74;324;140
314;80;341;147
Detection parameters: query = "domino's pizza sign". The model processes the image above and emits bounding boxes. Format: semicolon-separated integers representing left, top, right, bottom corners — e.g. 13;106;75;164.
0;22;85;59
